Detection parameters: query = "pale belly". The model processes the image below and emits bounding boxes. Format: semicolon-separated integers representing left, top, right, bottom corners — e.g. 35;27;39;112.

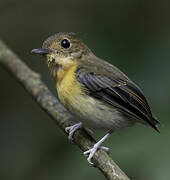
63;93;135;131
56;65;134;131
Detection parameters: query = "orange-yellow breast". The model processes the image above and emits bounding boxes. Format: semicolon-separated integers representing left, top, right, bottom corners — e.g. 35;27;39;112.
53;59;133;130
56;60;84;108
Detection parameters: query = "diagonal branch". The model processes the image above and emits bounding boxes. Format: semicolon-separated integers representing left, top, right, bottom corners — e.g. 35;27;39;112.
0;40;130;180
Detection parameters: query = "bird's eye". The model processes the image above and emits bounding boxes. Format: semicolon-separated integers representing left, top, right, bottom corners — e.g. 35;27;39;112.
61;39;70;48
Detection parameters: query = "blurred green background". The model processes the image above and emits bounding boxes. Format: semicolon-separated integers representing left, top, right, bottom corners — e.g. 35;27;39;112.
0;0;169;180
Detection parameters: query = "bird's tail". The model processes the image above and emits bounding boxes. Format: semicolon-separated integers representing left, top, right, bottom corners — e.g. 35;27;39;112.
150;115;160;133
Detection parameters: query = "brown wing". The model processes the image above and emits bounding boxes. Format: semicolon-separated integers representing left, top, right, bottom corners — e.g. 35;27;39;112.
76;66;160;132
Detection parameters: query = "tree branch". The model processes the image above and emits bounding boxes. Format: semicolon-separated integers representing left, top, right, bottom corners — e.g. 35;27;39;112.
0;40;130;180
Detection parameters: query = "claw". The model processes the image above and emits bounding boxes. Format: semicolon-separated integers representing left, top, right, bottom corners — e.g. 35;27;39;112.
65;122;83;141
83;133;110;164
65;127;70;133
100;146;109;152
84;144;109;164
84;144;99;164
66;124;111;164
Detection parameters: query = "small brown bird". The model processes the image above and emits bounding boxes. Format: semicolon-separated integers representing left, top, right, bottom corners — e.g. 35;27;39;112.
32;32;159;164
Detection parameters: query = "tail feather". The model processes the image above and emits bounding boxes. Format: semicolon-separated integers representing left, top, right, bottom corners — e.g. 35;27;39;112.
150;116;160;133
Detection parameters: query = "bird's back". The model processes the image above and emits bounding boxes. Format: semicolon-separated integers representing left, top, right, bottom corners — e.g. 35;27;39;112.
76;54;160;132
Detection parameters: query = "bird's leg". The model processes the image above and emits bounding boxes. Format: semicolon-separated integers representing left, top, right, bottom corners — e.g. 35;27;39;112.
83;132;111;164
65;122;83;141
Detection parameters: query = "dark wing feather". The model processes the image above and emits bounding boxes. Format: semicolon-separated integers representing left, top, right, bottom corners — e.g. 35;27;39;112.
76;66;159;132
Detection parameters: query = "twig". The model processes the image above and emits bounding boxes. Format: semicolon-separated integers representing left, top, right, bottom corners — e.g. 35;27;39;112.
0;40;130;180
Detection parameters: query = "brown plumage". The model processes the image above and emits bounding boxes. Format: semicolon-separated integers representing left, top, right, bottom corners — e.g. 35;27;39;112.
31;32;160;164
75;59;160;132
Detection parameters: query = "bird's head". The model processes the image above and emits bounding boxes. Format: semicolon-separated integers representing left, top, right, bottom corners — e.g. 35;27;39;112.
31;32;91;69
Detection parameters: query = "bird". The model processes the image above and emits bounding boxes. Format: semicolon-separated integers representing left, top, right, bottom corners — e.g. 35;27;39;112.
31;32;160;164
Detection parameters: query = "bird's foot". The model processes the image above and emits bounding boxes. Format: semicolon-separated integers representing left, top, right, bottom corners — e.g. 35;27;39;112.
84;145;109;164
83;133;110;164
65;122;83;142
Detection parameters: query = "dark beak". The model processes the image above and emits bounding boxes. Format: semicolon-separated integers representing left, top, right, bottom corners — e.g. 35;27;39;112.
31;48;53;55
